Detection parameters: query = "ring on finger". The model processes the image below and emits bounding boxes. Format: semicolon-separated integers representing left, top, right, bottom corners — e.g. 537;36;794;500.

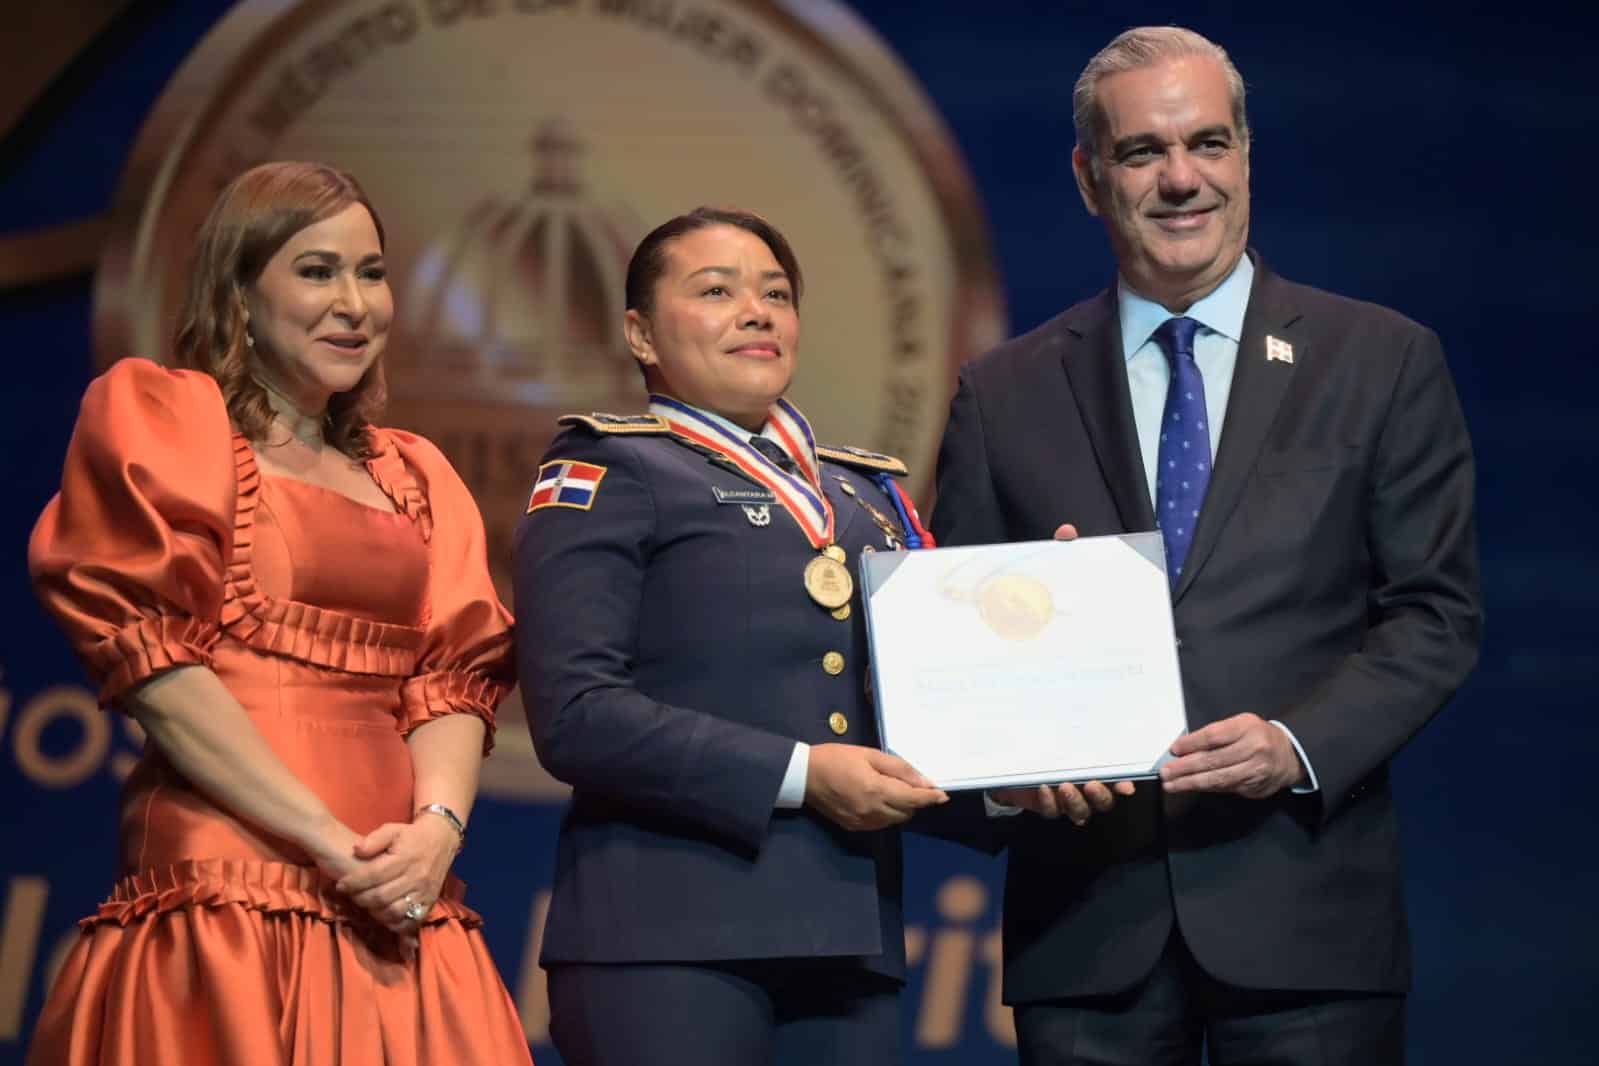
402;893;428;923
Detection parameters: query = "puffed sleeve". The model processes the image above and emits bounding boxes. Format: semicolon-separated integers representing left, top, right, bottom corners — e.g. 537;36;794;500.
384;431;514;751
29;358;237;706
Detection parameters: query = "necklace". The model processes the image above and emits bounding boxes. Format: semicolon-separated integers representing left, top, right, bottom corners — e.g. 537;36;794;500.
251;373;329;449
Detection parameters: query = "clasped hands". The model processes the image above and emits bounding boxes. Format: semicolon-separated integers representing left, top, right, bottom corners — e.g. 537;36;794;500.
988;524;1305;823
309;813;462;951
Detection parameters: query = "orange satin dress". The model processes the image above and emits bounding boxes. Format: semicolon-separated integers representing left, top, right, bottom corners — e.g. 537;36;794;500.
26;359;534;1066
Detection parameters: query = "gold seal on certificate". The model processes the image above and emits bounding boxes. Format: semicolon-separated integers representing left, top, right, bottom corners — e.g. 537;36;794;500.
975;575;1056;641
805;554;854;609
858;532;1187;791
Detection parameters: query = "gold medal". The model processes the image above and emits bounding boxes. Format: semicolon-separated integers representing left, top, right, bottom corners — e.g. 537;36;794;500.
804;554;854;609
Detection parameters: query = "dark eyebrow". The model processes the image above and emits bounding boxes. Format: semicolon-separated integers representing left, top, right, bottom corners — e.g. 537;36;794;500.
1108;132;1164;158
1186;125;1235;144
292;250;384;265
1109;125;1236;158
684;266;790;283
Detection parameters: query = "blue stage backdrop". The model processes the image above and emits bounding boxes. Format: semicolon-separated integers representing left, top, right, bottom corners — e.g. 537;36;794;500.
2;3;1593;1064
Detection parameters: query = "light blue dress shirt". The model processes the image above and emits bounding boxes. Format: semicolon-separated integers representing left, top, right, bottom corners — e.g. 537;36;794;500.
1119;256;1251;499
1118;256;1318;794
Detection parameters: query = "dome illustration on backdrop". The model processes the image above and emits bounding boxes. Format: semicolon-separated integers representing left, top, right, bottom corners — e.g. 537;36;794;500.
397;119;642;408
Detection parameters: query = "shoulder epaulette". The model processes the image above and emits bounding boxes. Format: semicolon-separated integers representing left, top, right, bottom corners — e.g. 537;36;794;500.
816;444;909;477
558;412;671;435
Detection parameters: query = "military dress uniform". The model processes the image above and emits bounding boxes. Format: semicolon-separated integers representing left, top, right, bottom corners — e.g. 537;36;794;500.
511;395;928;1066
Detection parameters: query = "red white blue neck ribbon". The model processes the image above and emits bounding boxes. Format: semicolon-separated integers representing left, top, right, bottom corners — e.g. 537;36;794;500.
648;393;834;549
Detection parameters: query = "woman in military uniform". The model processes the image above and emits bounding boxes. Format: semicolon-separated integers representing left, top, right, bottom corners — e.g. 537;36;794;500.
512;207;946;1065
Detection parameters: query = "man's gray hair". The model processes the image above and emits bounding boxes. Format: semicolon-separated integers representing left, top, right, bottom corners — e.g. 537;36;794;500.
1073;26;1249;176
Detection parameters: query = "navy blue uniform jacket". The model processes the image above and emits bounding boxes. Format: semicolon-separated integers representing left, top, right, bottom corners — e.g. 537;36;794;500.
513;420;912;978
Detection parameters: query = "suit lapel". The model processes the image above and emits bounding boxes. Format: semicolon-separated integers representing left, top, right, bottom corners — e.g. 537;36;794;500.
1173;259;1302;602
1061;289;1157;535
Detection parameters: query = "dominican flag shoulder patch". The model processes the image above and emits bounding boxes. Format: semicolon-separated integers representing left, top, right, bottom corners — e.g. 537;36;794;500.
527;459;608;513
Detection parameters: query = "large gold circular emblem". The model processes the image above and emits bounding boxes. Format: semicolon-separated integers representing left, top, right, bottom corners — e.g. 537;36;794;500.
93;0;1003;801
975;575;1056;642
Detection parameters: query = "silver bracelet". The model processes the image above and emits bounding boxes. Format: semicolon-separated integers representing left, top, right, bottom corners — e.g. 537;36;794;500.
415;802;466;846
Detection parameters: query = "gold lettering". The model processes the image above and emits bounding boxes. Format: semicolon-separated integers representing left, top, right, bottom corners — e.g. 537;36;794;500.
880;378;923;458
903;923;926;965
892;292;919;336
303;42;354;86
249;66;318;139
379;3;423;42
763;61;927;457
13;686;106;789
592;0;764;74
428;0;497;26
248;2;420;139
0;878;49;1040
981;928;1017;1046
915;876;987;1047
724;29;761;75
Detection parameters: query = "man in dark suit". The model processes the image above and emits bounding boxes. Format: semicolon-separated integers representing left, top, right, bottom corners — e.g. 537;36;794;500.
931;26;1482;1066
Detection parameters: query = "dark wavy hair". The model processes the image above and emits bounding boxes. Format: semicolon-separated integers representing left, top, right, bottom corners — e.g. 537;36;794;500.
172;161;388;459
624;205;804;314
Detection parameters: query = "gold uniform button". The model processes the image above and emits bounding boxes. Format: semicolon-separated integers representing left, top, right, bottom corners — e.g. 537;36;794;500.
828;712;849;735
831;603;851;621
822;651;846;675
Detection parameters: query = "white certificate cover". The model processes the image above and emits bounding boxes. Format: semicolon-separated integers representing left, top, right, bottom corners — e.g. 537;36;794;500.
859;533;1187;791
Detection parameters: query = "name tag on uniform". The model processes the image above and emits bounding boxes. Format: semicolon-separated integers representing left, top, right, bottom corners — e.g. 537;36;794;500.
712;486;777;505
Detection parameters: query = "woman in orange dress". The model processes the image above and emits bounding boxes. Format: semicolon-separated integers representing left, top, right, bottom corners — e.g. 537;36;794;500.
26;161;534;1065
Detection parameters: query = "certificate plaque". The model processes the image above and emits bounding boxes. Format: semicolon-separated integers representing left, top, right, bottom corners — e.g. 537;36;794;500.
859;532;1187;791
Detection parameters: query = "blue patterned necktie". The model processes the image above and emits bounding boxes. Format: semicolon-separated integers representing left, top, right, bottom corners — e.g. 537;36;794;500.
1152;316;1210;588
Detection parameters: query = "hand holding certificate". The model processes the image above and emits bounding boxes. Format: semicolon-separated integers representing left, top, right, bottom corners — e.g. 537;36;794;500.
859;530;1187;792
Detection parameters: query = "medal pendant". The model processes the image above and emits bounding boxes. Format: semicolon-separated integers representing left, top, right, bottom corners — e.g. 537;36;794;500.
804;554;854;609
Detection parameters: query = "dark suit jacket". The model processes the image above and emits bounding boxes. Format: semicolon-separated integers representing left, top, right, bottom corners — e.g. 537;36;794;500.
931;255;1482;1002
513;421;915;979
